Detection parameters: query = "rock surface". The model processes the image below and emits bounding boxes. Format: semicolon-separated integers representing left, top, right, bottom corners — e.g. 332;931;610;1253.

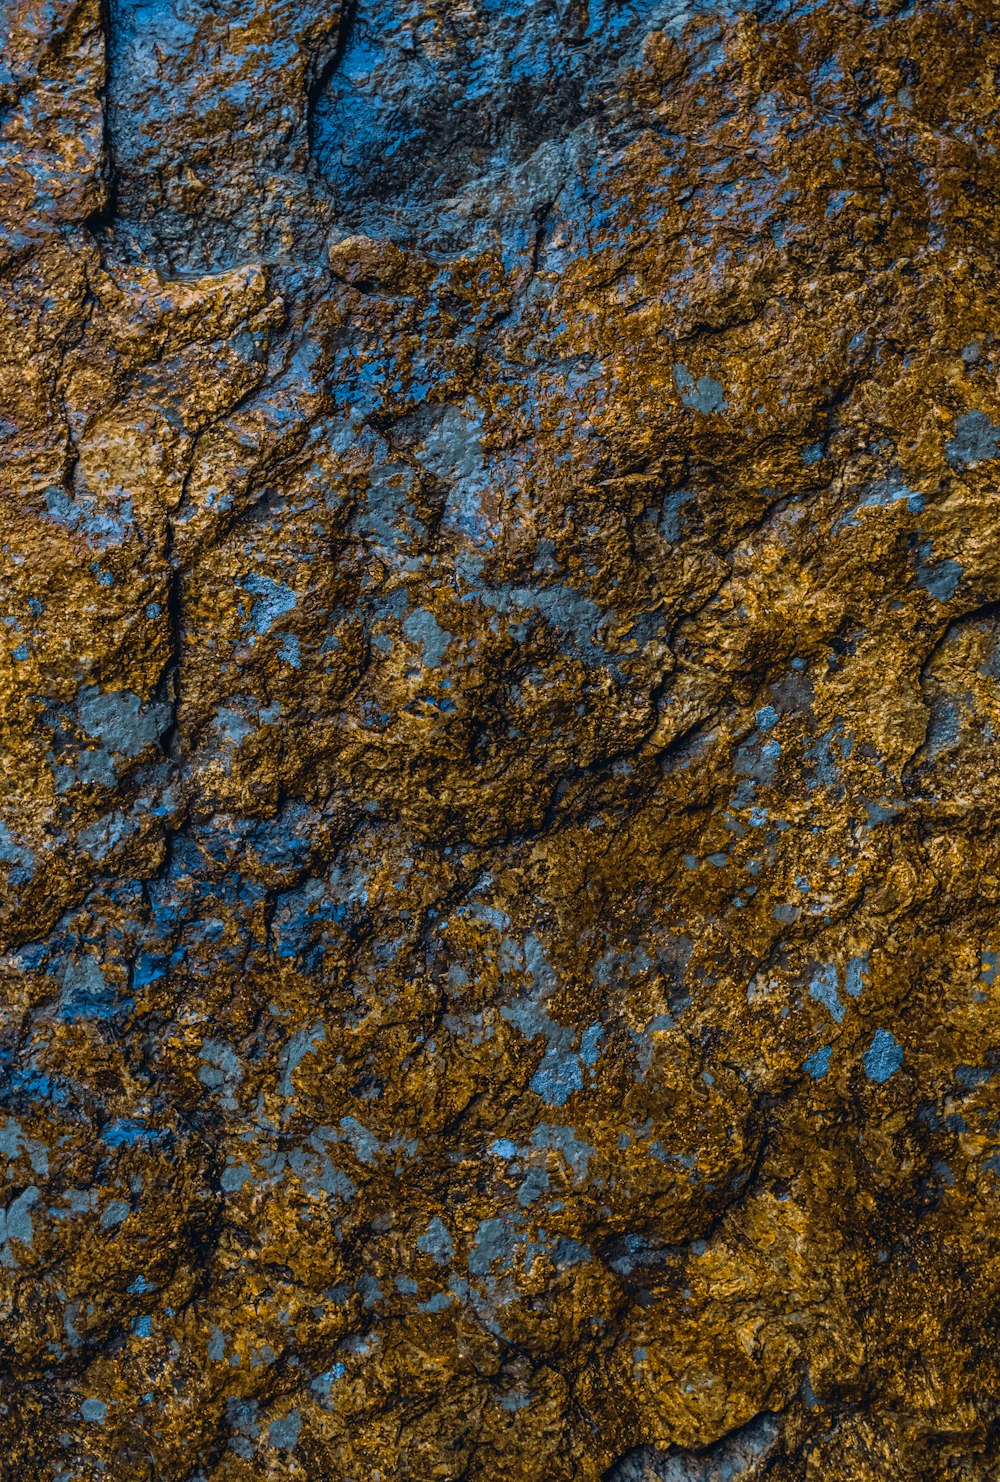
2;0;1000;1476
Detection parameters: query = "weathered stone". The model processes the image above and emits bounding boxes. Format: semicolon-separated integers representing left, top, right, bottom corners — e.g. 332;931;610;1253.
2;0;1000;1476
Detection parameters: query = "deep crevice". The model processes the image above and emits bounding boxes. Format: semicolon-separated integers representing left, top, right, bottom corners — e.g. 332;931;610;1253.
85;0;119;239
305;0;359;166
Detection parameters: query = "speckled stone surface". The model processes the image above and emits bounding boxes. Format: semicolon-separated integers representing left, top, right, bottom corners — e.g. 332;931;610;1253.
2;0;1000;1476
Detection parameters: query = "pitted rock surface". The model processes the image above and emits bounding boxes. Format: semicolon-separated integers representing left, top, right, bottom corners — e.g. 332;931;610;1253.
2;0;1000;1477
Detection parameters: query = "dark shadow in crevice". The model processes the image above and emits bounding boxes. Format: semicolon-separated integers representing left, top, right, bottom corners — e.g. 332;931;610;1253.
305;0;357;166
84;0;118;239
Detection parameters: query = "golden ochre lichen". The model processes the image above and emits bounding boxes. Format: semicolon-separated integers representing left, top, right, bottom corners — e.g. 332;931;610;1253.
1;0;999;1477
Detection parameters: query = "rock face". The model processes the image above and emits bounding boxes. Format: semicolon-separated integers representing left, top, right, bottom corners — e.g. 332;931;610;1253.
2;0;1000;1476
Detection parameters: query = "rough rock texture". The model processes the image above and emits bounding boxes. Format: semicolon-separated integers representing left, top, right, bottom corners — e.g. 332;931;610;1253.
2;0;1000;1476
